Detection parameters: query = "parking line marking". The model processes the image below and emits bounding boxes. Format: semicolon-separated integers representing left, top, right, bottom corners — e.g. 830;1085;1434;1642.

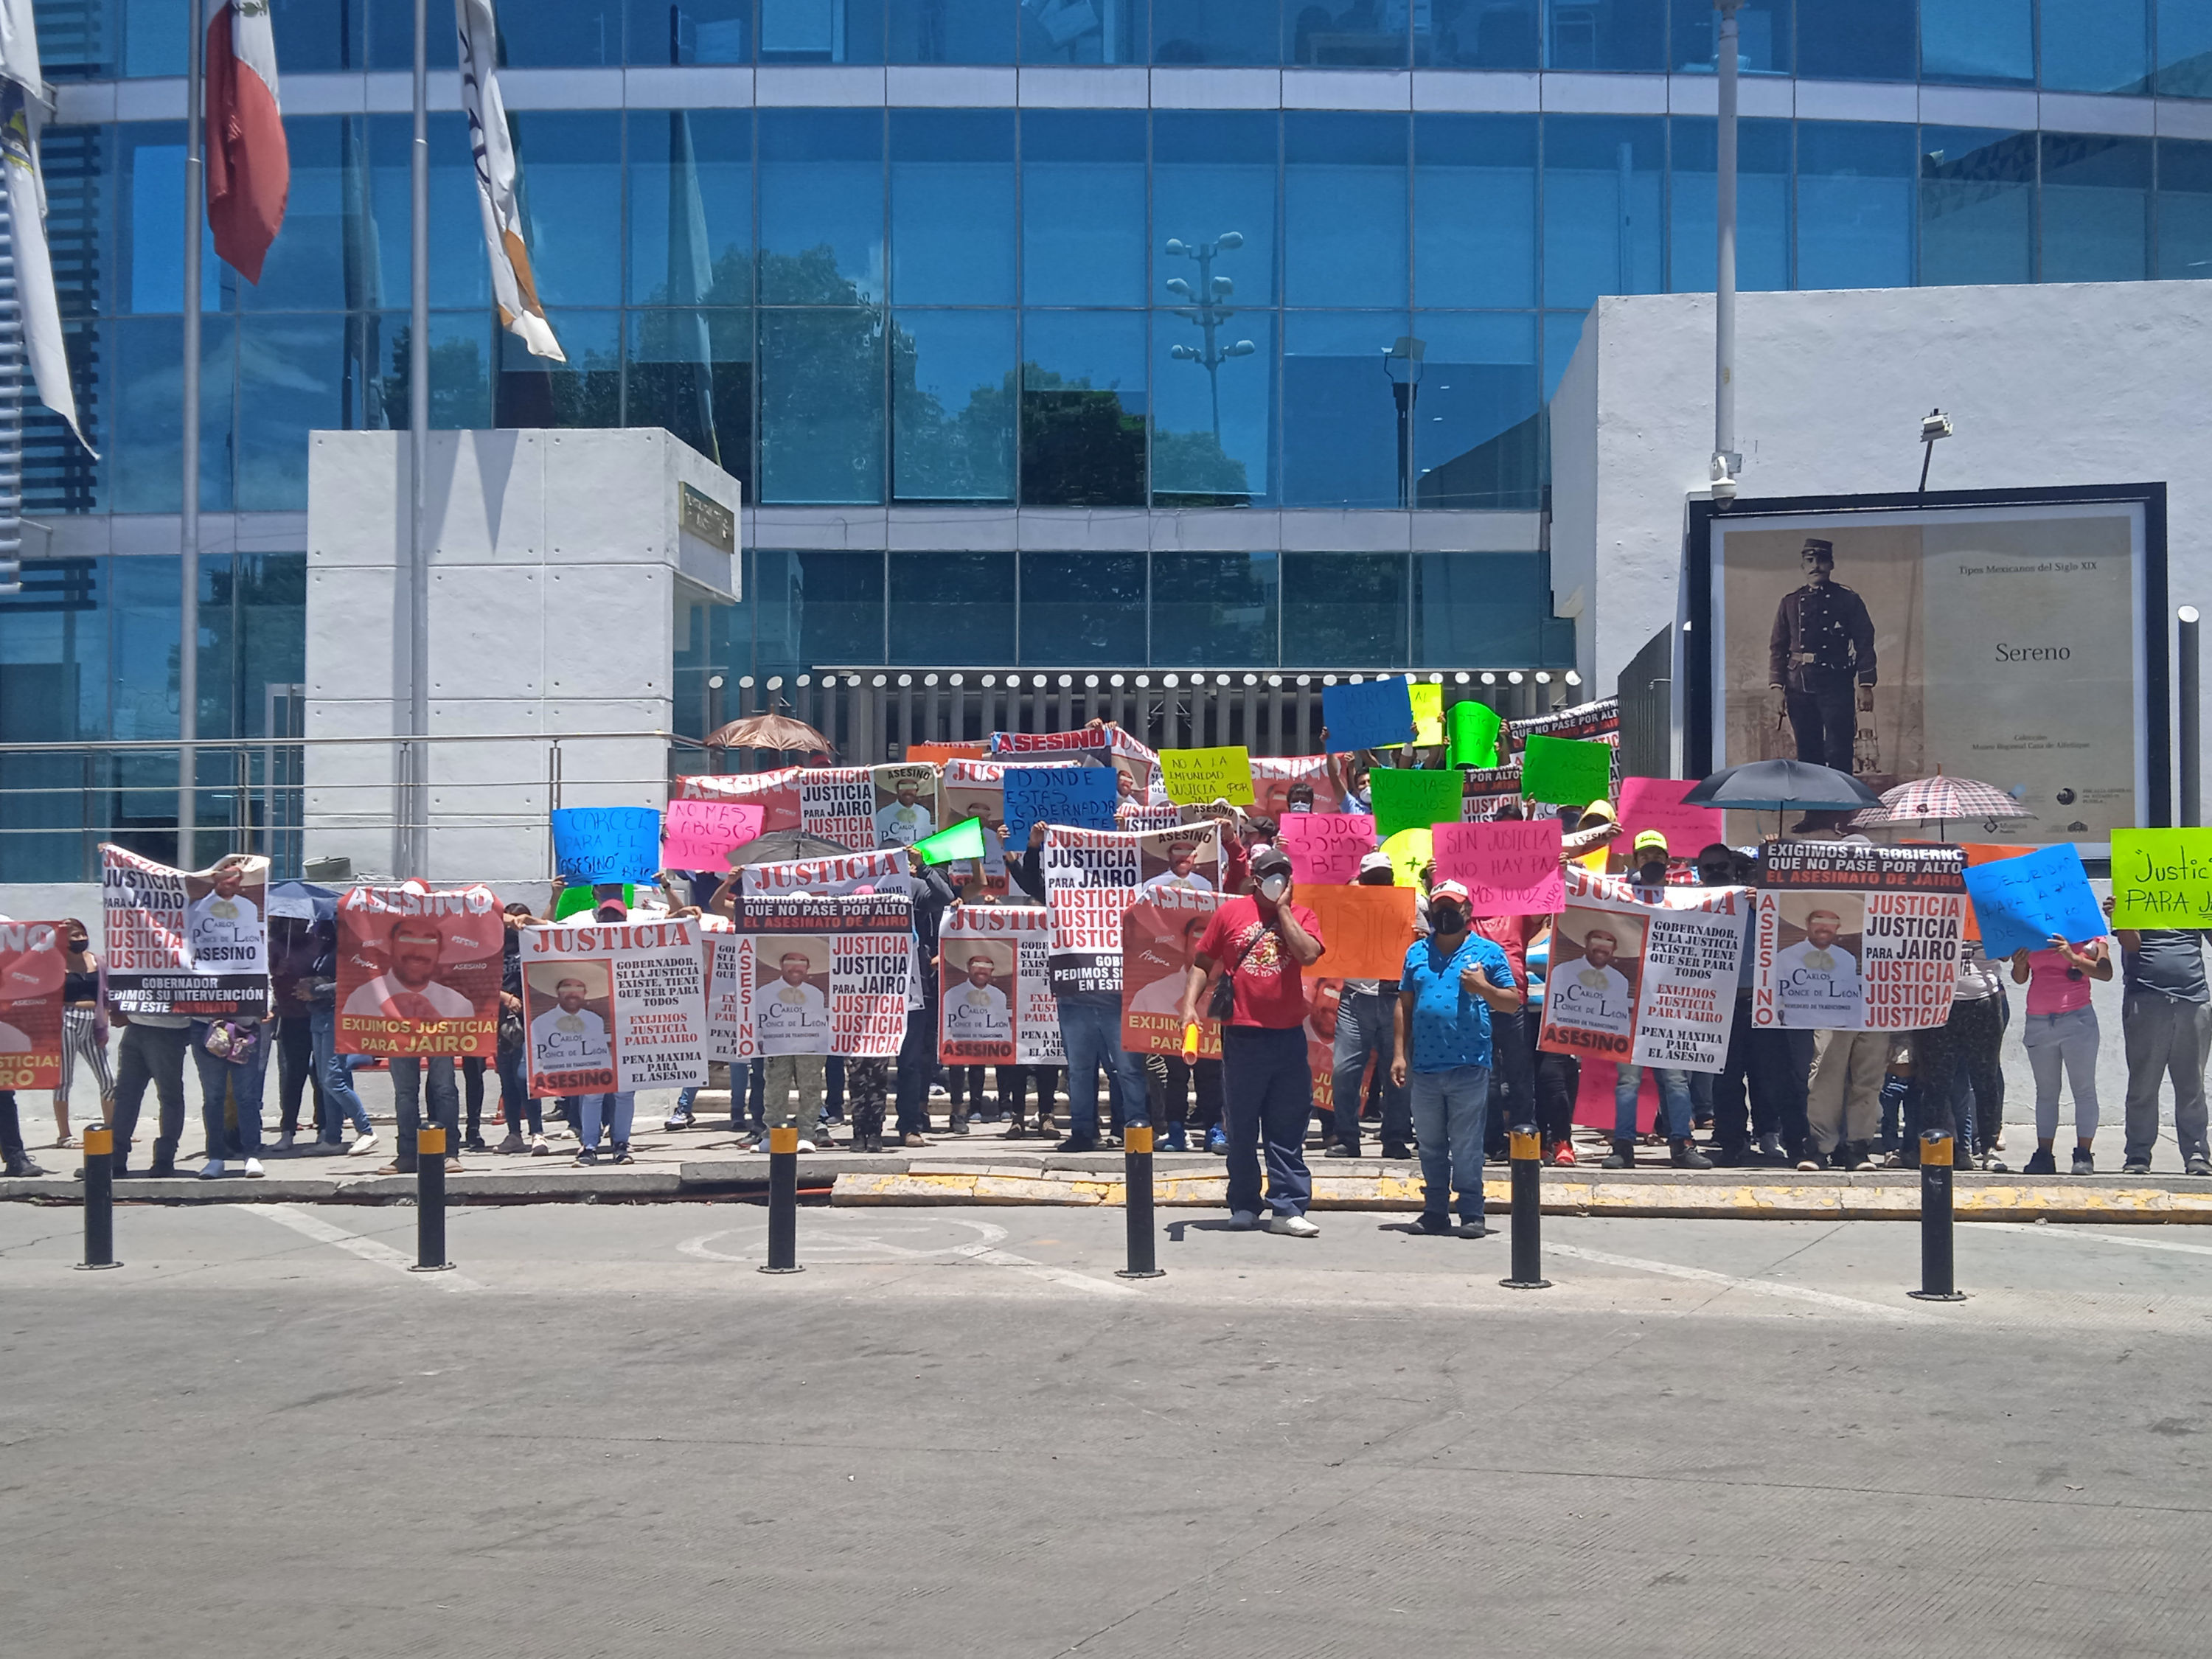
1985;1222;2212;1259
1546;1242;1922;1317
254;1205;484;1291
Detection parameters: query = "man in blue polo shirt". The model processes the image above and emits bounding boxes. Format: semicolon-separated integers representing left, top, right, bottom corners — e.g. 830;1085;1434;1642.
1391;878;1523;1238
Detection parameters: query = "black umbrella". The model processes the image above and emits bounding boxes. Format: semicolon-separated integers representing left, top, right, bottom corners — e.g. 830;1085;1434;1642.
1680;759;1882;813
722;828;860;869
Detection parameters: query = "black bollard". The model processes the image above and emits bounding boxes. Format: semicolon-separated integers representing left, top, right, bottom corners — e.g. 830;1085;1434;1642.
759;1124;803;1274
1117;1124;1166;1280
77;1125;121;1272
1500;1128;1551;1290
1908;1130;1966;1303
411;1124;454;1273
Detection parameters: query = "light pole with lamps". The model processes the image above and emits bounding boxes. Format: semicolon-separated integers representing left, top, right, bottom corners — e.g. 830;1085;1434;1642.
1164;232;1255;441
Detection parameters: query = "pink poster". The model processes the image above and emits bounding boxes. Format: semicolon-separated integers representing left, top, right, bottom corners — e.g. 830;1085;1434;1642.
1276;813;1377;886
661;799;766;869
1615;776;1725;860
1430;818;1564;914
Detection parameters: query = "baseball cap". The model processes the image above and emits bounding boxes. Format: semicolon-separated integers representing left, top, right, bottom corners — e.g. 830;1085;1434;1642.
1632;830;1669;855
594;897;629;921
1357;849;1395;877
1430;879;1471;905
1251;845;1293;880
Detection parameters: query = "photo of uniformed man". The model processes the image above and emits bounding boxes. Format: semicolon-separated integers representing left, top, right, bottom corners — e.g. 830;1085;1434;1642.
1767;536;1877;775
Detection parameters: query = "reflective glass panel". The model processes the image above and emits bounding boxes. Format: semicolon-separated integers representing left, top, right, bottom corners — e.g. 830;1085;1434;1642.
891;111;1016;305
891;553;1015;662
1413;115;1537;309
1154;112;1279;307
760;110;886;306
760;308;886;502
627;309;757;492
1283;554;1408;667
2155;139;2212;277
2040;134;2151;282
1020;0;1146;61
1920;0;2033;85
237;314;346;511
1666;0;1789;74
368;0;459;67
504;113;625;308
1413;313;1542;512
1540;310;1587;399
367;114;490;311
630;0;756;62
1284;114;1408;309
265;1;360;71
1796;0;1915;80
1280;312;1405;509
1413;552;1553;666
1920;128;2036;286
114;124;220;314
892;308;1017;501
1020;554;1148;664
498;1;625;63
238;115;361;311
1021;310;1148;507
1150;553;1279;667
629;109;754;307
1422;0;1539;68
1796;121;1917;292
1152;310;1273;505
2156;1;2212;98
1289;0;1406;66
496;310;623;428
364;312;498;432
232;554;309;740
2040;0;2149;93
796;551;888;665
889;0;1017;60
1152;0;1281;63
1023;111;1147;307
1540;116;1663;308
1544;0;1663;72
758;0;887;61
107;315;234;513
1669;117;1792;293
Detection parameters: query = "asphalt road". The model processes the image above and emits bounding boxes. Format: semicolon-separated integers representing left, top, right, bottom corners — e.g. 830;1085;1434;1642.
5;1201;2210;1658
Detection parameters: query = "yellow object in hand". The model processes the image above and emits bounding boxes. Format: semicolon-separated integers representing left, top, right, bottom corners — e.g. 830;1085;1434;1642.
1182;1021;1202;1062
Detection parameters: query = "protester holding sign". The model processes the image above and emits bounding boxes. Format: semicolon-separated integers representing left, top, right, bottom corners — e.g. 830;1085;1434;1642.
2009;931;2112;1175
2107;898;2212;1177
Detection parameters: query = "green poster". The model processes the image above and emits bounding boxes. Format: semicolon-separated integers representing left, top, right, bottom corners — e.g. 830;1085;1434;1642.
1368;767;1467;841
1520;734;1613;807
2110;828;2212;928
1446;700;1501;769
911;817;987;866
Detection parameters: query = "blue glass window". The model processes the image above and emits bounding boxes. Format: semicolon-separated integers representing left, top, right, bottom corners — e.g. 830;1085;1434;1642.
891;553;1015;661
1796;121;1916;292
1796;0;1914;80
364;312;498;432
1540;116;1663;308
1020;554;1148;664
121;0;188;75
891;308;1016;501
759;0;886;62
890;0;1017;60
237;116;355;312
759;308;886;503
891;111;1015;305
760;110;886;306
498;114;625;310
107;315;234;513
2040;134;2151;282
1283;554;1408;667
1021;0;1146;62
1023;111;1147;307
1150;553;1279;666
628;309;756;491
630;110;753;307
1422;0;1538;68
1544;0;1664;72
1920;127;2036;286
1414;116;1537;308
1540;310;1587;399
2157;1;2212;98
1152;310;1273;505
1155;112;1279;308
368;0;459;68
364;114;490;312
1667;0;1789;74
1284;114;1408;309
1152;0;1281;64
1669;117;1792;293
237;315;346;511
1920;0;2034;84
497;310;622;428
1290;0;1407;66
790;550;888;665
630;0;756;62
2156;139;2212;277
1280;312;1406;509
2040;1;2149;93
1413;313;1542;511
1022;310;1148;507
114;124;220;315
1413;552;1558;667
269;0;366;72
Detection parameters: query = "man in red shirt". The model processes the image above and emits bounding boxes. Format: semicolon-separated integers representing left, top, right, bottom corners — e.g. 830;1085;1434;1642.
1178;846;1328;1236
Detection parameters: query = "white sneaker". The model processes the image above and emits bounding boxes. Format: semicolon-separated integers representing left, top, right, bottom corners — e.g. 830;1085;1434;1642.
529;1134;551;1156
241;1158;265;1178
1265;1213;1321;1238
1228;1209;1260;1230
349;1130;378;1156
198;1158;226;1179
276;1131;295;1152
796;1138;817;1153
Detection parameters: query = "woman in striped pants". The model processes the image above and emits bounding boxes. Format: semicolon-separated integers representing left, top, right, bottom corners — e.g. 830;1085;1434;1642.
54;920;113;1146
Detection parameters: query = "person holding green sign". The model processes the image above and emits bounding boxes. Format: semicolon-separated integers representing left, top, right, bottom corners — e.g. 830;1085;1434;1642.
2108;897;2212;1176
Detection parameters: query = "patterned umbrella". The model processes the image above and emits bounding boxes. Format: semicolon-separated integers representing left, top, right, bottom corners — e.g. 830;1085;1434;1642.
1848;775;2033;833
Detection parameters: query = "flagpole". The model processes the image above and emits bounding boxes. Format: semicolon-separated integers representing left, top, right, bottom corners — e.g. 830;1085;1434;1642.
180;0;204;863
406;0;430;873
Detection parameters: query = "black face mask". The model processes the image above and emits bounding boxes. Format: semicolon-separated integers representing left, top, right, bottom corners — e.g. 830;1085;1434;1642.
1432;904;1466;932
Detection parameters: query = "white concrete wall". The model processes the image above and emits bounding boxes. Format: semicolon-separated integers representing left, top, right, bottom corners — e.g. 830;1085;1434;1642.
305;428;740;885
1550;282;2212;736
0;885;105;952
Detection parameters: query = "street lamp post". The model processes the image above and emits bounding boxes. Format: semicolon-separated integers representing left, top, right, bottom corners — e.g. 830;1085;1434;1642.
1383;336;1426;509
1164;232;1255;442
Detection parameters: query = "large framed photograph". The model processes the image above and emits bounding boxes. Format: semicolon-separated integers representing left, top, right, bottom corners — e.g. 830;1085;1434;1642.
1686;484;2168;853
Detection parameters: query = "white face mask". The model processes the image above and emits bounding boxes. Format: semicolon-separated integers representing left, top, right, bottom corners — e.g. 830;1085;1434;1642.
1258;873;1289;902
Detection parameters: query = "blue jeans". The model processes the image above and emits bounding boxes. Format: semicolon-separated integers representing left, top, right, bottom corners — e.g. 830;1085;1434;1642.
1330;990;1406;1152
497;1046;540;1135
1615;1065;1694;1141
309;1004;370;1140
1221;1024;1314;1217
580;1092;635;1151
1408;1064;1492;1223
191;1020;270;1161
895;1006;937;1136
1057;993;1150;1141
389;1055;459;1170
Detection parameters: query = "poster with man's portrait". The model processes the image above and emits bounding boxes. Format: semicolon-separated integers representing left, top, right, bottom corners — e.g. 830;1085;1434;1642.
1120;893;1220;1057
333;883;502;1057
753;935;832;1055
1765;894;1868;1029
524;961;617;1093
1540;910;1643;1057
871;763;939;849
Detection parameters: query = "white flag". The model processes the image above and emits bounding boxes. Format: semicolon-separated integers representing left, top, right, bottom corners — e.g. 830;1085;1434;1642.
455;0;563;363
0;8;92;457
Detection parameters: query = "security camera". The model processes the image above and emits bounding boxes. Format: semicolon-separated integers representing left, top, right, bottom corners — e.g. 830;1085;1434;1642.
1921;410;1953;442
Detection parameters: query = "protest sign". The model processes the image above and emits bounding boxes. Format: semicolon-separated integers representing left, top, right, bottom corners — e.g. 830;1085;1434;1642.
1460;764;1524;821
1043;824;1222;995
334;882;502;1057
719;891;914;1057
1297;883;1419;981
870;763;940;848
704;933;756;1065
1159;745;1254;806
993;724;1161;803
739;846;910;897
1004;763;1122;842
1368;767;1465;839
1378;826;1433;887
940;905;1062;1065
1616;776;1725;859
1410;681;1442;747
1962;844;2107;959
1539;865;1750;1073
1520;734;1613;808
1447;700;1502;768
798;767;879;851
552;807;663;883
1432;818;1565;914
519;915;708;1094
661;799;765;870
674;768;804;832
1277;813;1377;886
1122;804;1188;831
1321;677;1416;753
554;883;631;920
911;818;985;866
1958;842;2033;942
1121;889;1221;1058
905;741;987;766
101;846;271;1019
939;757;1078;892
0;919;66;1090
2110;829;2212;929
1250;754;1345;815
1753;841;1966;1031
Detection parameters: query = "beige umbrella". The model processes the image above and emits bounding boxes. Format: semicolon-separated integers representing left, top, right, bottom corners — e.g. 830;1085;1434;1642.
705;712;832;754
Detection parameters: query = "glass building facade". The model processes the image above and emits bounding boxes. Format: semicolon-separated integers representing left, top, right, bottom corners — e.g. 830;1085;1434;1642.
8;0;2212;777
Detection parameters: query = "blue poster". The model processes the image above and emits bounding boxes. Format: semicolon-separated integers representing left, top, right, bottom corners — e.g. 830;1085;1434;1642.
1001;764;1121;842
1963;844;2107;960
552;807;664;884
1322;677;1417;754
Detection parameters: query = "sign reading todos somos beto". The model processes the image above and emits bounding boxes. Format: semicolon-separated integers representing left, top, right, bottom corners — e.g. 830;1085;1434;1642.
1537;865;1752;1074
335;883;503;1057
0;919;66;1090
1043;823;1222;995
521;914;709;1095
101;845;271;1018
938;905;1063;1066
1753;840;1966;1032
714;891;915;1059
